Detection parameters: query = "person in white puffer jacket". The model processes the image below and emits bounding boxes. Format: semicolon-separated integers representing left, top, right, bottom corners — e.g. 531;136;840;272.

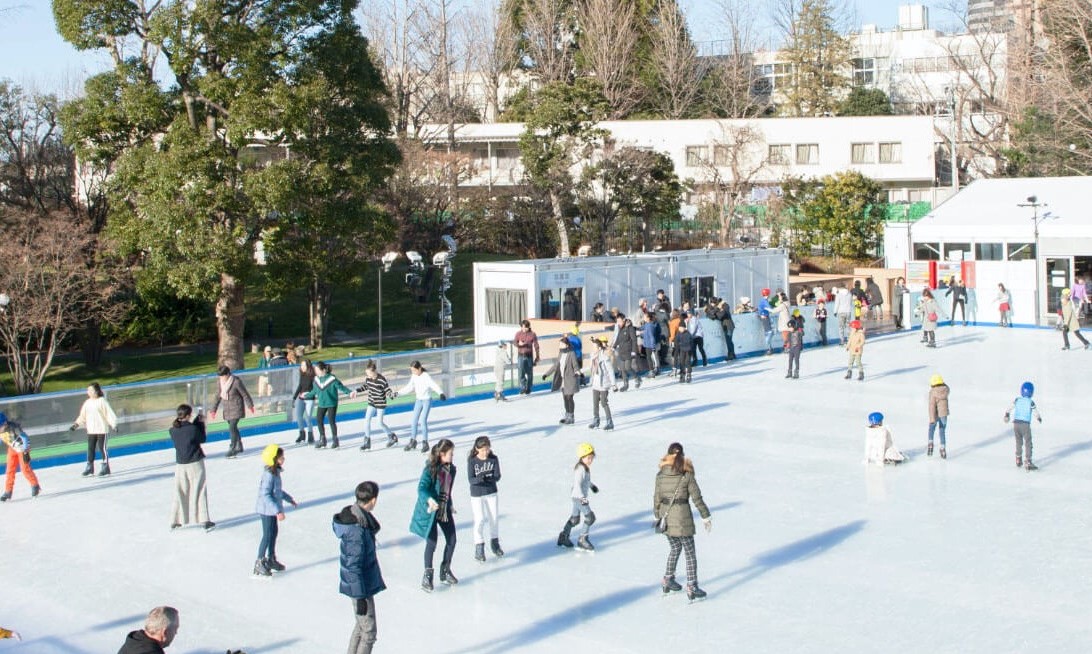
71;382;118;477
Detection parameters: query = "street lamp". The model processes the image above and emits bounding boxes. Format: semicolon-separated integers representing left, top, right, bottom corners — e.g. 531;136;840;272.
1017;195;1055;326
945;86;959;192
377;251;400;354
434;235;457;348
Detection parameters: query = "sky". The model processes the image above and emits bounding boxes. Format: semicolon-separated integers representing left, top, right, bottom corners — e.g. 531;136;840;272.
0;1;951;94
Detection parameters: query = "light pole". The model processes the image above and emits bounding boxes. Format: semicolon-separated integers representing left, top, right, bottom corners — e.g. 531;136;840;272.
378;252;400;354
1017;195;1048;326
946;86;959;192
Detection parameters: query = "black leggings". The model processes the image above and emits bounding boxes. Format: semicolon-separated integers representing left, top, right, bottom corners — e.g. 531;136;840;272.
1063;327;1089;348
86;434;108;464
424;511;457;569
227;418;242;452
316;405;339;438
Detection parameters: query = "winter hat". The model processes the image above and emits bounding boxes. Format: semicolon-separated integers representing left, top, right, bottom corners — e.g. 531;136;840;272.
817;298;825;304
261;444;283;468
850;320;862;329
576;442;595;458
930;374;944;386
740;296;751;305
761;288;771;297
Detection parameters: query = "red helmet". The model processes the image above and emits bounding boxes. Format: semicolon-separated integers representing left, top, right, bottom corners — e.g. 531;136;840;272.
761;288;771;297
850;320;862;329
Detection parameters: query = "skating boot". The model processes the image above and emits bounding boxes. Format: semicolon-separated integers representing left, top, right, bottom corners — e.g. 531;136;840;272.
386;433;399;448
295;430;305;444
490;538;505;557
419;440;429;453
226;446;238;459
686;584;707;601
315;436;327;449
359;438;372;451
588;418;600;430
619;381;628;392
266;557;286;572
792;372;799;379
1025;461;1038;471
634;376;641;389
475;543;486;562
785;372;792;379
494;391;502;402
0;492;10;502
939;447;947;459
30;485;40;497
440;564;459;585
98;462;111;476
557;527;574;548
602;420;614;431
1015;455;1023;468
253;558;272;577
844;370;852;380
858;371;864;381
203;521;216;532
421;568;434;592
403;438;418;452
685;372;692;383
662;575;683;595
330;436;340;449
576;535;595;551
82;463;93;477
927;442;934;456
306;429;315;445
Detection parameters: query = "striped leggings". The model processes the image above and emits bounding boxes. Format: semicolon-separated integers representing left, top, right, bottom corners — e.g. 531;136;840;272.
665;535;698;584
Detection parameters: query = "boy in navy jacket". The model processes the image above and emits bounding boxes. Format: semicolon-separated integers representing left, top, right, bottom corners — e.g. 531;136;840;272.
333;481;386;654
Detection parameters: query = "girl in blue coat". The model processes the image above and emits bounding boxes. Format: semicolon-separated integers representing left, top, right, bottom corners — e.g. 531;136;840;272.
409;439;458;592
254;444;297;577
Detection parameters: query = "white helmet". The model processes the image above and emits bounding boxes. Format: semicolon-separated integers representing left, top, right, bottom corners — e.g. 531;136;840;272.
740;296;751;304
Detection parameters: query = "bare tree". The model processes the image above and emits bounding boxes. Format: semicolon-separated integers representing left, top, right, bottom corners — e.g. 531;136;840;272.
574;0;643;119
466;0;520;121
704;0;767;118
360;0;435;136
693;123;768;245
647;0;703;119
507;0;577;84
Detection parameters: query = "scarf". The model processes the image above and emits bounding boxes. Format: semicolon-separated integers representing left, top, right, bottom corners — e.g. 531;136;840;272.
219;376;233;400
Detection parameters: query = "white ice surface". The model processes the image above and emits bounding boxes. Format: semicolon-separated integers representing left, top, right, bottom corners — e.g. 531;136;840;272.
3;326;1092;654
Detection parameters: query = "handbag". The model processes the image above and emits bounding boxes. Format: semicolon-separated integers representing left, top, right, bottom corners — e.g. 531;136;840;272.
927;312;938;322
654;475;686;534
999;302;1010;312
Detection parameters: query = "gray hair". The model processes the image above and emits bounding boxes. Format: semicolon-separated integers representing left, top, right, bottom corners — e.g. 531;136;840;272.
145;606;179;634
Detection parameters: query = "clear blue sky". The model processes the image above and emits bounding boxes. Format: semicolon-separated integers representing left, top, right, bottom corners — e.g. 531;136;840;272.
0;1;948;93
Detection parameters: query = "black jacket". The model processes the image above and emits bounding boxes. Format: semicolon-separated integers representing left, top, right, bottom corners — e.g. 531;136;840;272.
613;324;637;360
169;418;206;464
293;368;315;397
117;630;166;654
467;452;502;497
675;330;694;352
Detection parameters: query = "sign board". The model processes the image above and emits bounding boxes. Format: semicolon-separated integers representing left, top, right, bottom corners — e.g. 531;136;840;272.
538;270;586;289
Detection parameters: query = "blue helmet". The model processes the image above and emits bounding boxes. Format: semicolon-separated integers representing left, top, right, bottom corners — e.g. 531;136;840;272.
1020;382;1034;398
868;411;884;426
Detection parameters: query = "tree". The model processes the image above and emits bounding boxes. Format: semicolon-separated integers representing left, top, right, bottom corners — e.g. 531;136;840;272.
55;1;393;370
838;87;892;116
699;0;768;119
512;78;608;256
466;0;521;121
0;210;128;395
776;0;851;117
573;0;644;119
503;0;577;83
0;81;76;214
692;123;768;245
647;0;703;119
781;170;885;260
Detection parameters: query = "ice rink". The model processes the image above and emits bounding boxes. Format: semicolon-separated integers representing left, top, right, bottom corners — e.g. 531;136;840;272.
3;324;1092;653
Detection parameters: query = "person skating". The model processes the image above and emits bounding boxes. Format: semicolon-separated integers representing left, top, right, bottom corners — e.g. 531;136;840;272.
712;298;736;360
355;361;397;451
467;436;504;562
865;276;884;320
301;361;356;449
210;365;255;458
513;320;541;395
399;361;446;452
654;442;711;602
168;405;214;531
833;283;853;346
1005;382;1042;471
557;442;598;551
587;337;616;429
844;320;865;381
409;439;459;591
686;310;707;367
292;359;316;444
1059;288;1090;350
945;278;967;326
639;312;661;377
70;382;118;476
543;337;580;425
995;283;1013;327
612;315;639;390
674;319;694;383
253;444;297;577
493;340;511;401
917;289;941;347
927;374;951;458
891;277;908;329
757;288;775;355
785;318;803;379
864;412;906;464
813;299;829;346
0;412;39;501
333;481;385;654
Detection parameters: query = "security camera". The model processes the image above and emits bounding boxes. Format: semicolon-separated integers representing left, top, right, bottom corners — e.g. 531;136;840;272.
433;251;450;266
406;251;423;266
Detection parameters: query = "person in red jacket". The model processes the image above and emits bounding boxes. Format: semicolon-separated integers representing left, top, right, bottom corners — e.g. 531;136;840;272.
0;411;39;501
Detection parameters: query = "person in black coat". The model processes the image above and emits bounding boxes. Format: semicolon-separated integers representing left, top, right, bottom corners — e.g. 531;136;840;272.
675;318;695;383
333;481;386;654
612;315;639;391
168;405;214;531
117;606;179;654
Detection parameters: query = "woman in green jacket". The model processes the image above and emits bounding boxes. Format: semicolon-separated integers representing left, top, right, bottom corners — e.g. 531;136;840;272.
409;439;458;593
300;361;355;449
654;442;711;602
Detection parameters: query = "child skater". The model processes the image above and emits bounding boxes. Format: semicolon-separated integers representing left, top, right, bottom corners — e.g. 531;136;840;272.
814;299;828;346
785;318;803;379
557;442;599;551
409;439;458;591
864;412;906;465
493;341;511;402
467;435;504;562
0;412;39;501
356;361;398;451
254;444;297;577
844;319;865;381
1004;381;1042;471
301;361;356;449
927;374;951;458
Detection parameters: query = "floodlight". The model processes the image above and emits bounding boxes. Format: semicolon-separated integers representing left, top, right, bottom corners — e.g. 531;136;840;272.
433;251;450;266
577;245;591;257
406;251;423;266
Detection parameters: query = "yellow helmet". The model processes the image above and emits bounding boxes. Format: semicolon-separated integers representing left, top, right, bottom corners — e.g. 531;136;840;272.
261;443;283;467
930;374;944;386
1062;288;1072;297
576;442;595;458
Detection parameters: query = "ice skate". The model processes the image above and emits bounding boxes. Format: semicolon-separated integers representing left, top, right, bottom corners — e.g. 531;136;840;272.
588;418;600;430
858;371;864;381
419;440;429;453
490;538;505;557
844;370;852;380
475;543;486;563
295;430;305;444
557;531;574;548
359;438;371;452
30;485;40;497
386;433;399;448
306;429;315;444
440;564;459;585
315;436;327;449
330;436;339;449
927;442;934;456
266;557;286;572
98;462;111;476
0;492;10;502
1025;461;1038;471
634;377;641;388
252;558;272;578
792;372;799;379
576;535;595;551
602;420;614;431
403;438;418;452
1015;456;1022;468
81;464;93;477
203;521;216;532
421;568;434;593
686;584;707;602
662;575;683;595
939;447;947;459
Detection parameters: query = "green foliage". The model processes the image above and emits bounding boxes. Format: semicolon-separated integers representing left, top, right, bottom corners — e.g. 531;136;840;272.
838;87;892;116
779;0;851;117
517;79;609;191
781;171;885;259
107;286;215;347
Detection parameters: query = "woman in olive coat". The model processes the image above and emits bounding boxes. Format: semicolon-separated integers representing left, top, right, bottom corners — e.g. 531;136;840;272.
653;442;711;601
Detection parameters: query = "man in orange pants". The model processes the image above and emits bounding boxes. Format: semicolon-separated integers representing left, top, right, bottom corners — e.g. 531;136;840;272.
0;411;39;501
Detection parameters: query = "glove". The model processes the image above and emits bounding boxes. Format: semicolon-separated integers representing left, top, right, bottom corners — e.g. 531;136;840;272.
590;484;599;494
703;517;713;533
391;392;398;398
439;393;447;401
1003;413;1010;423
354;598;368;616
69;423;77;431
541;374;548;381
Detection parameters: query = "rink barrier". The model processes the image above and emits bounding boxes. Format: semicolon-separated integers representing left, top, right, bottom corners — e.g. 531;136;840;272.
0;314;1051;472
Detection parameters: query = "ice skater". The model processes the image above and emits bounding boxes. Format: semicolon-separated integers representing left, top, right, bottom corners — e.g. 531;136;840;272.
654;442;711;602
674;319;694;383
927;374;951;458
292;359;316;444
0;412;39;501
785;317;803;379
587;337;616;429
864;412;906;465
844;320;865;381
168;404;214;531
917;289;941;347
400;361;447;453
356;361;397;451
1004;382;1042;471
301;361;356;449
70;382;118;477
467;435;504;562
557;442;598;551
493;340;511;401
814;299;828;346
210;365;255;458
543;337;580;425
409;439;459;591
1059;288;1089;350
253;444;297;577
334;481;385;654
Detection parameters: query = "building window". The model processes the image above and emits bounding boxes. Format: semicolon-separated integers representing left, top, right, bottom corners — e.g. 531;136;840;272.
795;143;819;165
851;143;875;163
680;276;715;309
685;146;708;167
540;287;583;321
485;289;527;326
878;142;902;163
851;58;875;86
975;243;1003;261
914;242;940;261
944;242;971;261
768;144;791;165
713;145;731;166
1007;242;1036;261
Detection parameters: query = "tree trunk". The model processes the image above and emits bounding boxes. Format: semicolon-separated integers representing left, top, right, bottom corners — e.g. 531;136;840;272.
308;277;331;350
80;319;104;367
216;272;246;371
550;190;571;257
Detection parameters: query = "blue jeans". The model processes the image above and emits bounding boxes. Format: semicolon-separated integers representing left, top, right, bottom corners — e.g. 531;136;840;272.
411;398;432;441
294;398;314;431
518;355;534;393
763;329;775;351
928;416;947;446
364;405;393;439
257;514;278;560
